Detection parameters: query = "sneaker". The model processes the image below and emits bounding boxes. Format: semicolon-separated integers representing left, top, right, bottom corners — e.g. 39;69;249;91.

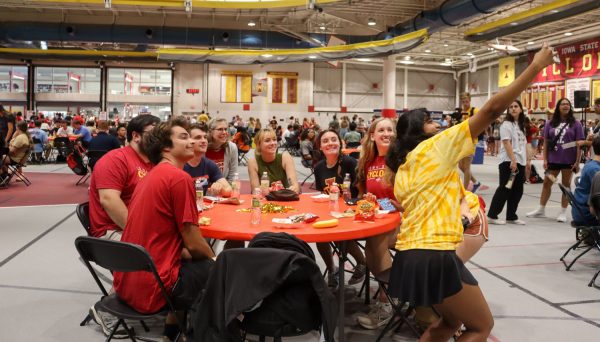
357;302;393;330
487;218;506;225
526;207;546;218
89;305;129;339
348;263;367;285
557;213;567;222
327;267;339;290
507;219;526;225
471;181;482;193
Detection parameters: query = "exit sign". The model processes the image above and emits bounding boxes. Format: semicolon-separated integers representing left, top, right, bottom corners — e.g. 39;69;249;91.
186;88;200;94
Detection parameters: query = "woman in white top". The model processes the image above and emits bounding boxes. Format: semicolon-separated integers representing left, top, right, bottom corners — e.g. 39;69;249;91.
487;100;528;225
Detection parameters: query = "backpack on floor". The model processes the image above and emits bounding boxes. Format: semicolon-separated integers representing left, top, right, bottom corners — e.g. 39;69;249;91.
530;164;542;184
67;145;87;176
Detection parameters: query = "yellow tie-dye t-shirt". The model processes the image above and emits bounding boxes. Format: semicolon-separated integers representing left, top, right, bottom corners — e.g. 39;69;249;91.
393;120;477;251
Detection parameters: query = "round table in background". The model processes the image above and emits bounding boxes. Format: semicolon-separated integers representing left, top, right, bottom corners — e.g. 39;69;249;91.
199;193;400;342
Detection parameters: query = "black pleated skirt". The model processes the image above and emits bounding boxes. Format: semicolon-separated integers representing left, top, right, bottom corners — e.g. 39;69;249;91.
388;249;477;307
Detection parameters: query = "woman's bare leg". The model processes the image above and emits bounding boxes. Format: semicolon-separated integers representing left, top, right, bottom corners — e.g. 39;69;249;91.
540;169;560;205
559;168;573;208
455;236;486;263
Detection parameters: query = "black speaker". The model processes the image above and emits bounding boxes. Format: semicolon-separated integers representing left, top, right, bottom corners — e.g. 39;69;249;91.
574;90;590;108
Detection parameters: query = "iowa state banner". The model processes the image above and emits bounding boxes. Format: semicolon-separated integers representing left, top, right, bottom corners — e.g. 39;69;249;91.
531;38;600;83
498;57;515;87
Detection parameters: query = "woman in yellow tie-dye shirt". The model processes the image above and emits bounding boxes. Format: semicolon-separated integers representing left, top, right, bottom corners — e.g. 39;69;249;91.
384;44;554;341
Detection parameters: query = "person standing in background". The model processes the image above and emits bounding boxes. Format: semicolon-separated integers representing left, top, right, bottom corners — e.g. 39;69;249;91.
458;92;483;193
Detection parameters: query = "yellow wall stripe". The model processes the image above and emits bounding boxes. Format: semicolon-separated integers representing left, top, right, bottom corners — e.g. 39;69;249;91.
36;0;339;10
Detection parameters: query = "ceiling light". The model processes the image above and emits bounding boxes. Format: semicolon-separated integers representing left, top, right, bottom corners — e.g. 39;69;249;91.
527;41;534;45
248;20;256;27
404;56;411;61
40;41;47;50
440;62;452;66
443;43;449;47
261;54;272;58
488;43;520;52
308;55;317;59
466;52;474;57
367;18;376;26
319;25;326;30
564;32;573;36
356;58;371;62
424;49;431;53
510;22;518;26
551;10;559;13
400;60;415;65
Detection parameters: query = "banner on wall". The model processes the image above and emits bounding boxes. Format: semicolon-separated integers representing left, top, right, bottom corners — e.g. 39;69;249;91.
267;72;298;104
565;77;591;107
498;57;515;87
531;37;600;83
252;77;267;96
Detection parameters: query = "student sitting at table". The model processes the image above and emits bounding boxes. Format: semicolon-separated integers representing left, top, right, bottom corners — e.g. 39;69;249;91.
114;117;215;342
56;119;73;137
1;121;31;185
206;118;238;183
248;127;300;193
185;123;232;197
313;129;367;288
231;126;251;154
72;119;93;149
29;120;49;163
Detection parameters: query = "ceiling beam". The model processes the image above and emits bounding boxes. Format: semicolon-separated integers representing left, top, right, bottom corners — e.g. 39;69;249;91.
322;11;382;33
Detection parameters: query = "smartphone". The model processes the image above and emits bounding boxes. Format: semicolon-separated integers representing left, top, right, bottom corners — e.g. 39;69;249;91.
344;198;359;205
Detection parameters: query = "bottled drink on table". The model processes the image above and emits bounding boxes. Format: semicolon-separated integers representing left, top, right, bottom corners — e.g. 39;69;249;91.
342;173;351;202
251;187;262;225
260;171;270;196
194;178;204;212
329;182;340;213
231;172;241;199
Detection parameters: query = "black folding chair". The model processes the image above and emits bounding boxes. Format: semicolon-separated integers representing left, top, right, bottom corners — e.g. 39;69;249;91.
238;148;250;166
87;149;109;172
1;148;32;187
74;236;185;342
557;184;600;273
76;202;90;235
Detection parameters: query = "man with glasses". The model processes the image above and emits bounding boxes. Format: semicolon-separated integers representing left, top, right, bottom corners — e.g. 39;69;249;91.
87;114;161;337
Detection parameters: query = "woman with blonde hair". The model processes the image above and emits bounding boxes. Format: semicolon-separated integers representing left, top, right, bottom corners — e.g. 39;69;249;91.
248;128;299;193
206;118;238;182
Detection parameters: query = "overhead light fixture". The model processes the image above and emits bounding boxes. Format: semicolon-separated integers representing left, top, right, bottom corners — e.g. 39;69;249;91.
248;20;256;27
510;22;519;26
564;32;573;36
261;54;272;58
104;0;111;9
356;58;371;62
488;43;520;52
404;56;411;61
400;60;415;65
368;18;376;26
527;41;534;45
184;0;192;13
443;43;448;47
40;41;47;50
308;55;317;59
424;49;431;53
319;25;326;30
440;62;452;66
466;52;474;57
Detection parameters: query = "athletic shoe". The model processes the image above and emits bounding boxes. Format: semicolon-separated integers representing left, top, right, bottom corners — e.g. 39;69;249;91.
487;217;506;225
357;302;393;330
556;213;567;223
507;219;526;225
348;263;367;285
471;181;482;193
89;305;128;339
526;207;546;218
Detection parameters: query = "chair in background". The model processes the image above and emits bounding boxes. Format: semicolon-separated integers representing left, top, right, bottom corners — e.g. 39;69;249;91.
346;141;361;159
75;236;184;342
86;149;109;172
52;136;73;163
31;137;44;164
283;136;301;157
557;184;600;275
1;147;32;187
585;193;600;287
238;148;250;166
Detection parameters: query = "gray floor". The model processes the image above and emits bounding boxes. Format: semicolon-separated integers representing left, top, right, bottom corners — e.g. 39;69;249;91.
1;154;599;341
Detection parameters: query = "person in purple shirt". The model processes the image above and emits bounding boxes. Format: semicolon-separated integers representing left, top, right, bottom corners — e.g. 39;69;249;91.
527;98;584;222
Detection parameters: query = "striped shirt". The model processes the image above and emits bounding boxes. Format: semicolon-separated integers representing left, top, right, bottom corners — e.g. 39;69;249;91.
393;120;476;251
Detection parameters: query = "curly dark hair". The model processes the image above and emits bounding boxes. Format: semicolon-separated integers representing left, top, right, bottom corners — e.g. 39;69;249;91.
385;109;432;175
141;116;189;165
550;98;576;128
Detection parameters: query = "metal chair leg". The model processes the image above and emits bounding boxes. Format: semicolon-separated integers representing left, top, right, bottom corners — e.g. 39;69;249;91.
589;269;600;287
564;245;594;271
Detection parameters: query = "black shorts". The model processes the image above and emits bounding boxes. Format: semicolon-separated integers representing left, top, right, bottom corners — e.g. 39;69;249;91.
547;163;573;171
388;249;477;307
171;258;214;310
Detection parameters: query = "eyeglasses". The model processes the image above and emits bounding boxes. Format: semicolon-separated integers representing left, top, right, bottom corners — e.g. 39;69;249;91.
212;128;228;132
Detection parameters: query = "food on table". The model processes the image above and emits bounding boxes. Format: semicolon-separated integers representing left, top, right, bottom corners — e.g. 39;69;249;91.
312;219;339;228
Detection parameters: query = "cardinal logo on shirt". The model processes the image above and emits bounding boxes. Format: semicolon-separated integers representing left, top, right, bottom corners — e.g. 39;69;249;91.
323;177;337;194
137;167;148;179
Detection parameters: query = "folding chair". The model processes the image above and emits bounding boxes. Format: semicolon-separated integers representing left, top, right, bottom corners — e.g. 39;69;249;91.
557;184;600;272
238;148;250;166
75;236;185;342
86;149;109;172
1;148;32;187
76;202;91;235
372;268;422;342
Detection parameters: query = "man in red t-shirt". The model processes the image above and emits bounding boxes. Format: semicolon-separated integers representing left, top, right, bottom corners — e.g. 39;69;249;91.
113;118;215;341
88;114;160;239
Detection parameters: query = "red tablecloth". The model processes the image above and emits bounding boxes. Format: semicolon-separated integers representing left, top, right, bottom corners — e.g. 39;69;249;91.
199;194;400;242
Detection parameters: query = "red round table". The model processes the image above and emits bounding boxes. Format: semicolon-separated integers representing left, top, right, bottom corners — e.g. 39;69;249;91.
199;193;400;342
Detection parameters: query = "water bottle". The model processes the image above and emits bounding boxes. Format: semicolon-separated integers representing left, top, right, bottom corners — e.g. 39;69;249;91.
194;178;204;212
342;173;351;202
251;188;262;225
329;182;340;213
505;172;517;189
260;171;270;196
231;173;241;199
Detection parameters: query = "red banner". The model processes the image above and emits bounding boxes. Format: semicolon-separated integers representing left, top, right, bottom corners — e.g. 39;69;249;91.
531;37;600;83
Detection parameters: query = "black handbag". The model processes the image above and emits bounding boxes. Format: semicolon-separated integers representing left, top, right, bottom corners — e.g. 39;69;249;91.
266;189;299;201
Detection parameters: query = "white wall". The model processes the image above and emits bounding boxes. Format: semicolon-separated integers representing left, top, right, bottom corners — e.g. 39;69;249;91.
205;63;311;125
172;63;204;116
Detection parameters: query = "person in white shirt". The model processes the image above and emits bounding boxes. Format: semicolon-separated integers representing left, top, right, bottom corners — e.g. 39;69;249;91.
56;120;73;136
